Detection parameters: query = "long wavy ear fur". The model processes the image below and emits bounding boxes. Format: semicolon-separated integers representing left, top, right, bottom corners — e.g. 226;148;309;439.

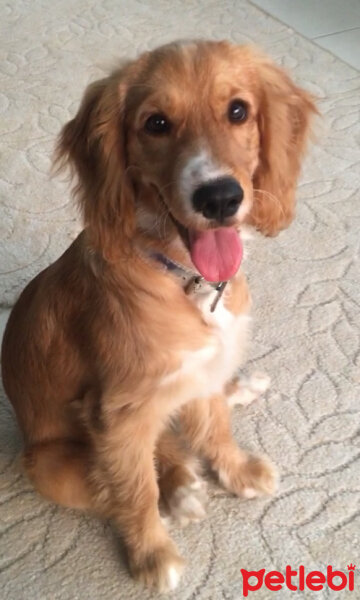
55;69;135;259
249;56;318;236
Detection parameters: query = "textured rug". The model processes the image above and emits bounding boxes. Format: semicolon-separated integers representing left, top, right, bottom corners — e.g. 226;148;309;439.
1;1;360;598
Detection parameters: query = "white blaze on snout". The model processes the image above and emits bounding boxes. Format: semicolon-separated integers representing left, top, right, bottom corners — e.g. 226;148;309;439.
179;149;231;212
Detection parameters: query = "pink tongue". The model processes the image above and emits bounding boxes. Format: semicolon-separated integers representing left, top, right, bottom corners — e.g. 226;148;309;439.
189;228;243;282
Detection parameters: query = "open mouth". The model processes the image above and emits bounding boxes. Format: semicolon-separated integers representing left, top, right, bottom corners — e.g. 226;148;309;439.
169;213;243;282
151;184;244;282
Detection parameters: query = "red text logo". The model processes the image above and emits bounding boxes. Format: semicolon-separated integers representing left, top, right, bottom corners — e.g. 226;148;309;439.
240;564;356;596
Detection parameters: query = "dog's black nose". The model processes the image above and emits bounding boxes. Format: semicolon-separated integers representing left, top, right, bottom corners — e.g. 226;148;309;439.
192;177;243;222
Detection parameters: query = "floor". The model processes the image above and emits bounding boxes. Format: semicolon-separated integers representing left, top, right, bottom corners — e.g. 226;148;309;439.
0;313;8;343
1;0;360;599
252;0;360;70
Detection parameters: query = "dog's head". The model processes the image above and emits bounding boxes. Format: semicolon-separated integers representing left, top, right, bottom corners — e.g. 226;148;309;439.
57;41;316;281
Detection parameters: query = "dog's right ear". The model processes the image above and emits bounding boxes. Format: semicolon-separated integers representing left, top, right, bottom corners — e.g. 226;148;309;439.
55;67;135;259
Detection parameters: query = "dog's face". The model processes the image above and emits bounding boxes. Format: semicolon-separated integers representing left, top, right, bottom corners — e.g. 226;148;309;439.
57;41;316;278
126;43;259;230
126;43;266;280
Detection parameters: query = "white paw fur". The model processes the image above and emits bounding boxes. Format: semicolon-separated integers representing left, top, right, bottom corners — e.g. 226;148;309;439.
165;564;182;590
227;372;271;407
168;477;207;527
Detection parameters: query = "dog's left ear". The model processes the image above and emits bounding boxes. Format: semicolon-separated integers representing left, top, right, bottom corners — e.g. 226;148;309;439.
249;57;318;236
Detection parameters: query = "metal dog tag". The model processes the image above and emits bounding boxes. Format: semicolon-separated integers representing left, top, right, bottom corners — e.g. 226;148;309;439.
210;281;227;313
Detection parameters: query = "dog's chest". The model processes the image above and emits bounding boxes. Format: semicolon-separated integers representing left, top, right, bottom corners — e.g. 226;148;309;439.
160;282;250;401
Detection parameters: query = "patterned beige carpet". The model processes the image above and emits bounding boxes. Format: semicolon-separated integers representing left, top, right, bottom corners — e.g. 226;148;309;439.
1;1;359;598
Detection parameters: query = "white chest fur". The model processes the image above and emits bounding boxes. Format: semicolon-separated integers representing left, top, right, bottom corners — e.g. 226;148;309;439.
160;283;250;404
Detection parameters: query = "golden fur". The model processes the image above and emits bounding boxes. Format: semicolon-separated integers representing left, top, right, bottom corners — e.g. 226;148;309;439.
1;40;316;591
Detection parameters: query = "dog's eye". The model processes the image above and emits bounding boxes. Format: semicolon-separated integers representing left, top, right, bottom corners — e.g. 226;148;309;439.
228;99;248;123
144;113;171;135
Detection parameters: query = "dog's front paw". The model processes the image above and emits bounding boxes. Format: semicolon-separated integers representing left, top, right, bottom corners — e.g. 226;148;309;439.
218;454;277;498
130;540;185;592
227;372;271;407
166;477;207;527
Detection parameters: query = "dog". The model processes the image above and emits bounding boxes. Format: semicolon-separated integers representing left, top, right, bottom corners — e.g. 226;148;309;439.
1;40;316;591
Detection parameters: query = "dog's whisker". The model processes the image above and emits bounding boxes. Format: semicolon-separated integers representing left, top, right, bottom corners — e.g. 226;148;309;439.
161;211;170;238
253;188;286;218
154;208;170;236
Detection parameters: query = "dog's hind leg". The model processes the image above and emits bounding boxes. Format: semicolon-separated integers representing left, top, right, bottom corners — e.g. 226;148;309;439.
24;439;93;510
